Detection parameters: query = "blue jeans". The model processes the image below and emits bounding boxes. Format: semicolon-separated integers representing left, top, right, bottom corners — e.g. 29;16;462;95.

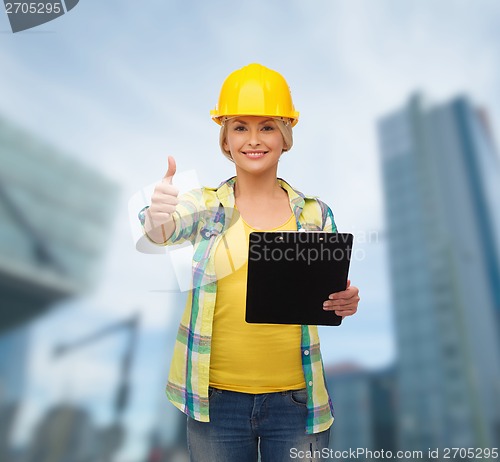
187;387;330;462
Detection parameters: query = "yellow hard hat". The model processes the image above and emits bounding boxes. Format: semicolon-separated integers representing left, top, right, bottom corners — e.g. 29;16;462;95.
210;63;299;126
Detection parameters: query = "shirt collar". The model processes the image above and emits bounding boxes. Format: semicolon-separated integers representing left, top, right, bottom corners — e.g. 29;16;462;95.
211;176;315;217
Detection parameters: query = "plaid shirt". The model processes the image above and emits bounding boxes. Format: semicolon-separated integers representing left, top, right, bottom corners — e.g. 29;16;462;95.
149;176;337;434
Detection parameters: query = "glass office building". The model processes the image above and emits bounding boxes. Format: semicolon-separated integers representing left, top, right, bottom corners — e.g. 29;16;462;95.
326;365;397;458
378;94;500;451
0;326;29;404
0;325;30;459
0;115;118;332
0;115;118;459
326;364;373;454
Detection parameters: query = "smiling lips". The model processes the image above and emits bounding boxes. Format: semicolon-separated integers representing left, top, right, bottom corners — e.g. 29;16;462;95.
242;150;267;158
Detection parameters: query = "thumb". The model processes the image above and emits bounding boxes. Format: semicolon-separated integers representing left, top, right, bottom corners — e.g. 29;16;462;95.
346;279;351;289
164;156;177;183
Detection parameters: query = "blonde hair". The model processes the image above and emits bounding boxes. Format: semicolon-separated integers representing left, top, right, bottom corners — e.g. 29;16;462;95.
219;117;294;162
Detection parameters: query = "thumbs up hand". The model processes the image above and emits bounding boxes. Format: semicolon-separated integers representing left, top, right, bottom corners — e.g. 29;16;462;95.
163;155;177;184
144;156;179;241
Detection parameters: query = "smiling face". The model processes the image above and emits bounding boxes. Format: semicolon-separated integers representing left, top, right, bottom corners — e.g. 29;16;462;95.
223;116;285;175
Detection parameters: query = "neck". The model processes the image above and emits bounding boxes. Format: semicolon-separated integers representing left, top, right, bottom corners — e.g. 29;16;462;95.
233;168;283;200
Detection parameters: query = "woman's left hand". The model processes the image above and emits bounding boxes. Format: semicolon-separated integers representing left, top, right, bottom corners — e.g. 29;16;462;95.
323;280;360;318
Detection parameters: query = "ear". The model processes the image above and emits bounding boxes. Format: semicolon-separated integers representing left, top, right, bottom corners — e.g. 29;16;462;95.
281;138;290;152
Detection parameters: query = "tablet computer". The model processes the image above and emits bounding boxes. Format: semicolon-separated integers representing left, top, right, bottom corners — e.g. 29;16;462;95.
245;232;353;326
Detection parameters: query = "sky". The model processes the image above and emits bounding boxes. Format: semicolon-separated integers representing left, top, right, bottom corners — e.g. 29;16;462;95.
1;0;500;460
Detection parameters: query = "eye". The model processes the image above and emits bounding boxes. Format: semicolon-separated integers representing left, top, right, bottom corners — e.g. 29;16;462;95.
233;125;247;131
261;125;275;131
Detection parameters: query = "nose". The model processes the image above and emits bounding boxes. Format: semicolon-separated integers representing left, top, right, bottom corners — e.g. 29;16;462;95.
247;127;261;147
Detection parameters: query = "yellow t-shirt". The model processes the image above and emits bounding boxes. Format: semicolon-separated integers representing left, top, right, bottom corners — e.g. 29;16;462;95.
209;211;306;393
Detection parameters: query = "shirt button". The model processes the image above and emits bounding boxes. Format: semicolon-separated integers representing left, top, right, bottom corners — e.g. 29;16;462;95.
308;381;313;387
304;350;309;356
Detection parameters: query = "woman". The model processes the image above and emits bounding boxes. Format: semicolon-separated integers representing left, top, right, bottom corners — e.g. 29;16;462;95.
140;63;360;462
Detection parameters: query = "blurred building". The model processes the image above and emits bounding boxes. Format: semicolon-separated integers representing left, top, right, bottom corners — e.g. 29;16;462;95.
0;115;118;460
0;325;29;403
327;364;373;453
24;402;130;462
370;367;397;452
378;94;500;452
0;325;30;459
326;363;396;458
145;292;189;462
24;404;97;462
0;115;118;332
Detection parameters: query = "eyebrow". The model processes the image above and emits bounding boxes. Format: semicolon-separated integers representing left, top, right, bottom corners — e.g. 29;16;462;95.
231;118;275;125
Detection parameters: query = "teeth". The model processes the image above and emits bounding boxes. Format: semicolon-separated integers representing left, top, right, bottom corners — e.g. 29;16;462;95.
245;152;265;157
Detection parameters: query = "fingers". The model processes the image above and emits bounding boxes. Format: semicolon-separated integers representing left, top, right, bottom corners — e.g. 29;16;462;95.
149;200;177;215
152;183;180;201
335;307;357;317
323;293;360;307
323;299;359;310
323;284;360;317
323;299;358;317
164;155;177;184
328;285;359;301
